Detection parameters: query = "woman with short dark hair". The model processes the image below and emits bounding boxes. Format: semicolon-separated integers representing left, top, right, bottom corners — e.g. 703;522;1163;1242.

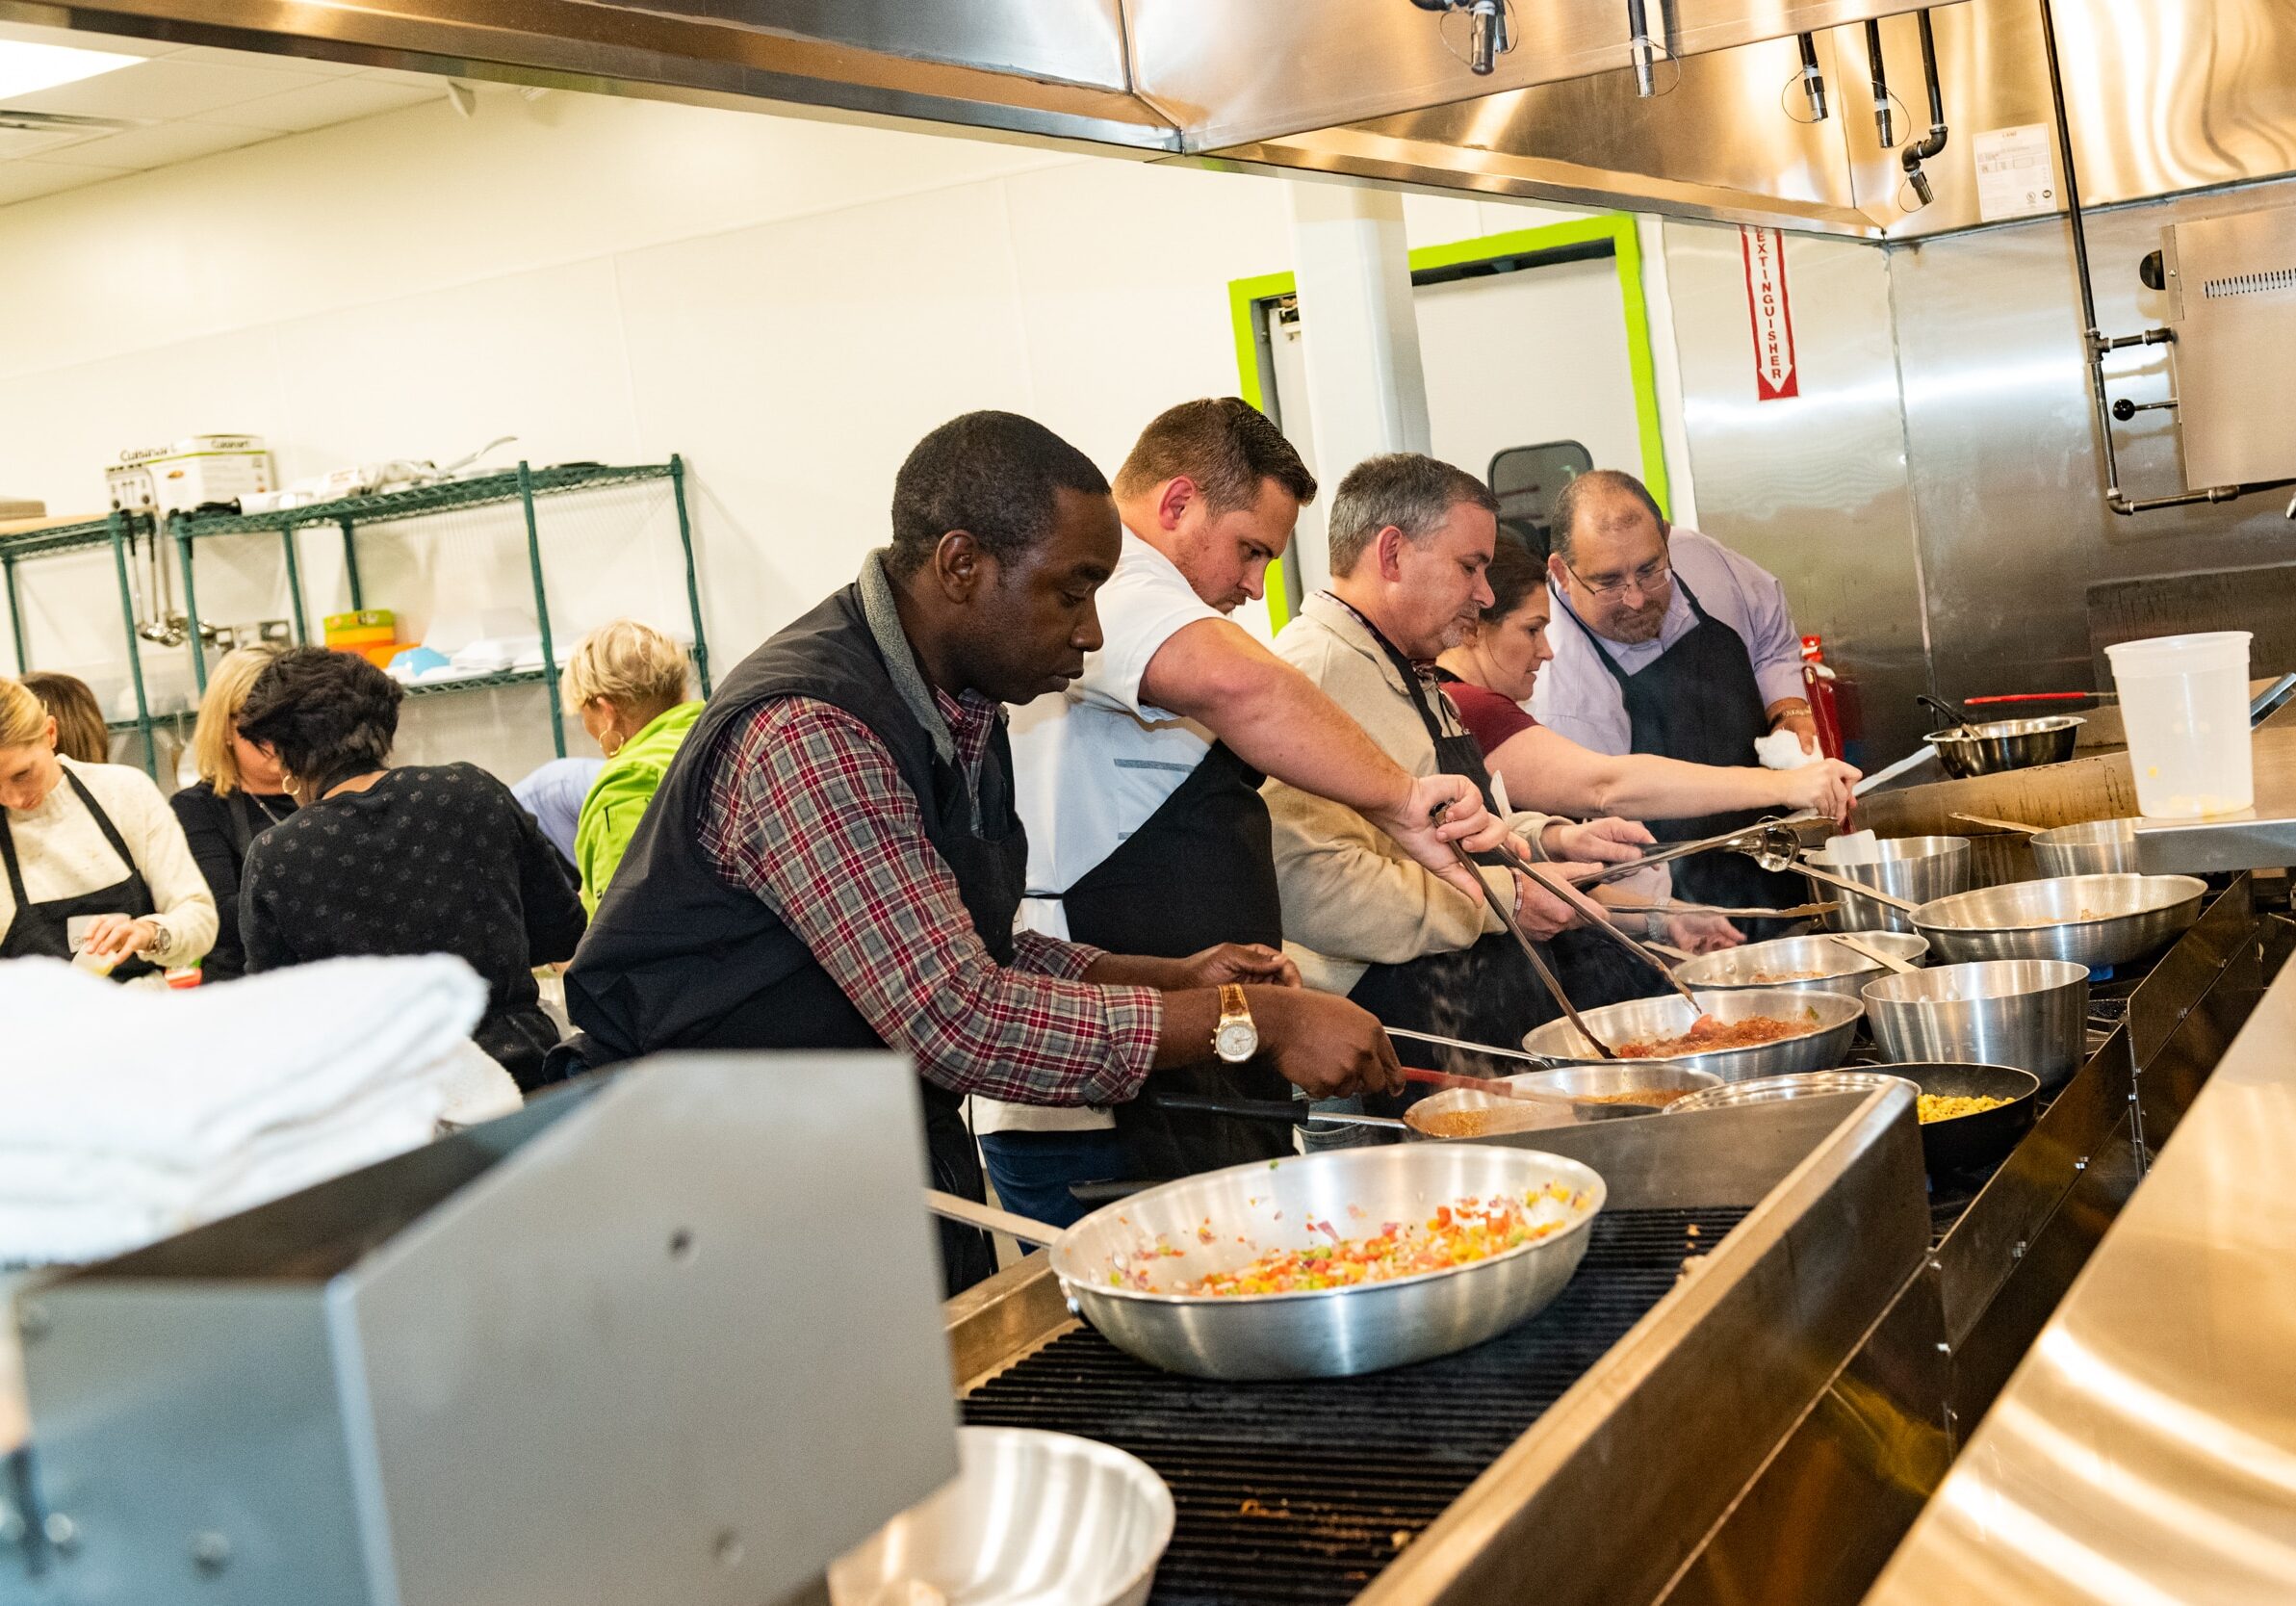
236;647;587;1088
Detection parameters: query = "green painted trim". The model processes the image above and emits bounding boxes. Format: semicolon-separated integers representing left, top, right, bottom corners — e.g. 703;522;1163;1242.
1227;270;1301;632
1224;210;1677;594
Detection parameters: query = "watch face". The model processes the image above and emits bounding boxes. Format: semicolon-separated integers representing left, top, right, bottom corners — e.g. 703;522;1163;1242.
1216;1021;1257;1062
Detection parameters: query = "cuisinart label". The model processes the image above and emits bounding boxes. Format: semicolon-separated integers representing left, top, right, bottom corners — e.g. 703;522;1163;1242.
1974;124;2058;221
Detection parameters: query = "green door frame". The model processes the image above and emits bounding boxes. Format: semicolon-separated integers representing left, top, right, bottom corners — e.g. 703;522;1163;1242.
1228;211;1672;631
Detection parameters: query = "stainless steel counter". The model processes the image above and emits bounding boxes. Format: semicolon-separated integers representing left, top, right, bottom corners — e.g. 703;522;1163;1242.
2134;728;2296;874
1864;944;2296;1605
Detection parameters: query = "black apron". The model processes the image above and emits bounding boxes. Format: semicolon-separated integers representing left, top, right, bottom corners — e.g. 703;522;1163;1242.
1;768;161;983
1322;596;1639;1087
1047;739;1293;1179
1565;576;1804;925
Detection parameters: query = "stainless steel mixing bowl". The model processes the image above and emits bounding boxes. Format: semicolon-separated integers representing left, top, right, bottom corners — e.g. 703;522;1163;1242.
1053;1144;1605;1380
828;1427;1174;1606
1861;958;2091;1087
1520;988;1864;1083
1672;931;1928;1003
1926;715;2083;779
1406;1064;1722;1139
1665;1071;1918;1116
2030;817;2140;877
1911;873;2206;969
1803;836;1972;934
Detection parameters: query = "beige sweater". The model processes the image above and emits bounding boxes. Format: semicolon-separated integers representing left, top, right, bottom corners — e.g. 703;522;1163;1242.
1264;593;1556;997
0;758;217;974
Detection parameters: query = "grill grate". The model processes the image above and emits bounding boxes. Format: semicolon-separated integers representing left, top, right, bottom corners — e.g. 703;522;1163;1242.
962;1205;1746;1606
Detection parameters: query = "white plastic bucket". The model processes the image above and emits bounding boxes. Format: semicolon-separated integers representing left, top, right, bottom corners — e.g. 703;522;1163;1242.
2104;631;2254;819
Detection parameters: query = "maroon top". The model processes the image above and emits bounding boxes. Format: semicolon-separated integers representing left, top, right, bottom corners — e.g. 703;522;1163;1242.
1436;669;1538;758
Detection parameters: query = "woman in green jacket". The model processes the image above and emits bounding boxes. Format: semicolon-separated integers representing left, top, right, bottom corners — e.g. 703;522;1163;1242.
564;620;704;914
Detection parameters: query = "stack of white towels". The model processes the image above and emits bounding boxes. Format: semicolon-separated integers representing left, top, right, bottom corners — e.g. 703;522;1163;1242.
0;953;522;1268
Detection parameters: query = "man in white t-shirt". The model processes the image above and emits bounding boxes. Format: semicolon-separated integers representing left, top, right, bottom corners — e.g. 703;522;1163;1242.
991;401;1613;1222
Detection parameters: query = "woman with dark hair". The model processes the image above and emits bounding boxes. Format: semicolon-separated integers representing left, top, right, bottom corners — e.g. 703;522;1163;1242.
236;647;587;1088
1434;537;1860;950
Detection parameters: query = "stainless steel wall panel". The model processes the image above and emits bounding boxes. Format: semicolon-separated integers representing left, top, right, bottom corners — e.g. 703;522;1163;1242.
1891;175;2296;706
1659;220;1933;761
597;0;1131;91
1127;0;1942;156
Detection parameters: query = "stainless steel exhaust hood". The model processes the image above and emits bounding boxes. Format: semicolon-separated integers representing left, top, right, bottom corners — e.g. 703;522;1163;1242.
7;1;2294;235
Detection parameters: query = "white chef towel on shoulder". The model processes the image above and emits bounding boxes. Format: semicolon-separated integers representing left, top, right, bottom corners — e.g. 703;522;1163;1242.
0;953;486;1166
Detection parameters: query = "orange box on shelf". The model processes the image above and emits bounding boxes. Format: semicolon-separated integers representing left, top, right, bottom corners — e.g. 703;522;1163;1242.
325;624;396;651
357;641;410;669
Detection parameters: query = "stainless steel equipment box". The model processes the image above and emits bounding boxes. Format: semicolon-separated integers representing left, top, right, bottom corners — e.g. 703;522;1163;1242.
5;1055;958;1606
2164;207;2296;488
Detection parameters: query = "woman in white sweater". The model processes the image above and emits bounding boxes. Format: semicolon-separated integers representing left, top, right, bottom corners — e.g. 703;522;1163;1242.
0;677;215;983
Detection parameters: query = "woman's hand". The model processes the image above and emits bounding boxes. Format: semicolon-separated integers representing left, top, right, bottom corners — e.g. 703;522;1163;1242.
1775;758;1861;823
80;914;160;962
1663;913;1744;953
1540;816;1654;865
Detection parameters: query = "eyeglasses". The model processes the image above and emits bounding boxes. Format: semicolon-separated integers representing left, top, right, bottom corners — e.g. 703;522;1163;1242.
1563;552;1672;603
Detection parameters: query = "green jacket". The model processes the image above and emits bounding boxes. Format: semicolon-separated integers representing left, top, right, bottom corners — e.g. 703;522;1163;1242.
575;700;704;914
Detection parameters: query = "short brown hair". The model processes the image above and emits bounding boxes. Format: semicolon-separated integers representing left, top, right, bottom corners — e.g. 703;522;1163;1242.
20;672;105;764
1326;453;1498;577
1550;469;1667;565
1113;398;1316;515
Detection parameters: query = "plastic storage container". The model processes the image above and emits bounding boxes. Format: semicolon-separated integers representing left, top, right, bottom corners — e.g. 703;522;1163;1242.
2104;630;2254;818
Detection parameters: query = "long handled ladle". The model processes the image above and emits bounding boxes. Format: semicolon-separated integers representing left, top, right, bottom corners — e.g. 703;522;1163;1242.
1795;859;1922;917
1826;931;1922;975
1567;817;1805;892
1513;854;1704;1011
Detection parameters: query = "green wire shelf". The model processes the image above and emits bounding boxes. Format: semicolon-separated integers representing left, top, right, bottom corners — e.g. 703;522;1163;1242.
174;462;678;539
0;516;136;560
399;666;557;699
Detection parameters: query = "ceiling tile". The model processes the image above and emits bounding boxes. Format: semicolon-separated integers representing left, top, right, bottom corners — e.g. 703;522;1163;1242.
37;118;277;170
4;56;326;120
0;160;129;205
212;75;436;133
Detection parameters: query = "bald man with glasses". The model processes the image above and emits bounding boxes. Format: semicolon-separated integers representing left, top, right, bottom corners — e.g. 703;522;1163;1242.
1532;470;1821;920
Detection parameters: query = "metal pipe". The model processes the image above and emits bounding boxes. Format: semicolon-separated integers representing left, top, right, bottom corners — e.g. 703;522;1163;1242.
1795;32;1827;120
1899;10;1948;205
1864;18;1895;147
1626;0;1656;97
2036;0;2296;516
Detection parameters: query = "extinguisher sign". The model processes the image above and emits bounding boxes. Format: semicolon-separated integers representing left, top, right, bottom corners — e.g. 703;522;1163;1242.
1740;225;1799;401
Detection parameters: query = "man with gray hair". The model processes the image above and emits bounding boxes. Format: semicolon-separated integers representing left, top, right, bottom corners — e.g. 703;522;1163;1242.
1264;453;1660;1080
1533;468;1819;916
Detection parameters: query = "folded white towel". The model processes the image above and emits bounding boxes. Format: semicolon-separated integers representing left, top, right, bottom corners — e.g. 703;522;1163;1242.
0;953;500;1268
0;955;485;1166
1754;728;1819;770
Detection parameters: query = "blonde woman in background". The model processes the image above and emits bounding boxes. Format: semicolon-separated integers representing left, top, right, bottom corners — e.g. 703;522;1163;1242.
0;675;216;982
20;672;108;764
168;644;296;981
563;620;702;914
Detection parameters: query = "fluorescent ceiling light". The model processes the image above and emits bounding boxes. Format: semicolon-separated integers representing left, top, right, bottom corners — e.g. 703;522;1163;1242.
0;40;140;101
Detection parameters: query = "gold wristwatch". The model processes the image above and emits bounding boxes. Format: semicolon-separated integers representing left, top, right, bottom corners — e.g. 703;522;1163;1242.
1213;983;1258;1064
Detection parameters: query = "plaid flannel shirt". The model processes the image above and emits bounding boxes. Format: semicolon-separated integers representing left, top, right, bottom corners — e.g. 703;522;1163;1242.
697;687;1162;1105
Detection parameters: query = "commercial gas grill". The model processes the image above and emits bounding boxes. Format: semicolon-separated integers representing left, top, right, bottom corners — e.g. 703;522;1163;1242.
944;1090;1933;1606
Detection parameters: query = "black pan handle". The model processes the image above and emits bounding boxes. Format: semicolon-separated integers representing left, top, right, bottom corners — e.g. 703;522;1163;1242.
1150;1092;1315;1125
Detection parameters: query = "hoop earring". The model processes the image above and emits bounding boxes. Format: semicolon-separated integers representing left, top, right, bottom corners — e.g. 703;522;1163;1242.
279;770;298;800
601;733;625;759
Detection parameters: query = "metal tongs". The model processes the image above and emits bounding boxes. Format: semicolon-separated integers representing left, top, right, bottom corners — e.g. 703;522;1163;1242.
1565;817;1805;893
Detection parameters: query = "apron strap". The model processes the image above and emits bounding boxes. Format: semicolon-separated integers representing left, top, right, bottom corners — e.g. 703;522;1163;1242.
1321;591;1457;749
62;767;144;889
0;804;29;911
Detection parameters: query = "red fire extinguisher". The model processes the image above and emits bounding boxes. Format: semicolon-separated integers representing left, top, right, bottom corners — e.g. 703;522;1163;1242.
1801;635;1846;762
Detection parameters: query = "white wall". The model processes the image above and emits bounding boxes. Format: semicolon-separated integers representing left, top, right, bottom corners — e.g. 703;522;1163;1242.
0;86;1656;777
